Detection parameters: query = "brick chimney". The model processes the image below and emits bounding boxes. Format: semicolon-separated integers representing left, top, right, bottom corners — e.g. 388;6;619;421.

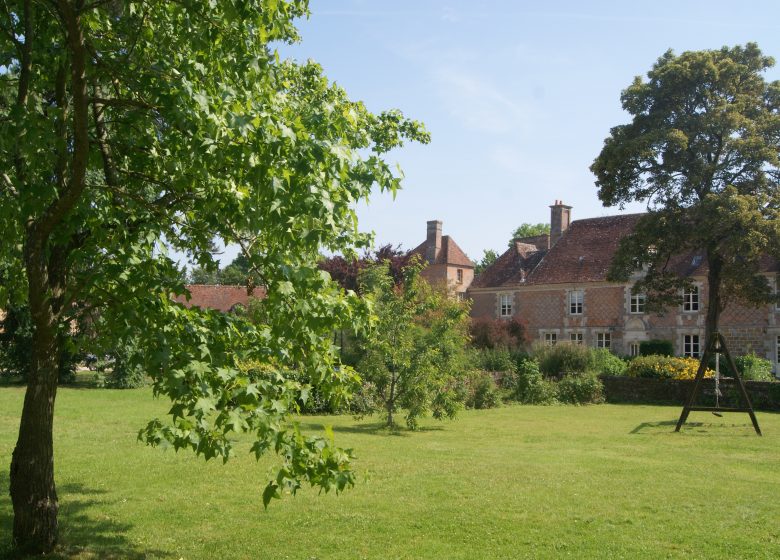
426;220;442;264
549;200;572;247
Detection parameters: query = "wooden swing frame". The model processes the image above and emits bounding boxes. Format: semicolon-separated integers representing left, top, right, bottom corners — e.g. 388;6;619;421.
675;331;762;435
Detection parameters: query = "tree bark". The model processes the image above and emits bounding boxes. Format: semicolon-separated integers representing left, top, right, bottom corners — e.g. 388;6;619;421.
10;244;60;553
704;249;723;345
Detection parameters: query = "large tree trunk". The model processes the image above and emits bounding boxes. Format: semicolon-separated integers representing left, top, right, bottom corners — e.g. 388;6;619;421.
10;248;61;553
704;250;724;346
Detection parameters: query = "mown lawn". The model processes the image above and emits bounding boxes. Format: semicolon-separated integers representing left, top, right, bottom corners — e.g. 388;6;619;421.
0;386;779;559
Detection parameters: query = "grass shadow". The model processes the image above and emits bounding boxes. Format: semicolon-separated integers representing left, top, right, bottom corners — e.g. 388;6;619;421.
0;472;171;559
297;421;416;437
631;419;759;436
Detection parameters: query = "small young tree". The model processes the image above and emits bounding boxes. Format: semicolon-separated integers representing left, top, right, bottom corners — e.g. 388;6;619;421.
591;44;780;346
474;249;498;275
357;261;471;429
508;223;550;247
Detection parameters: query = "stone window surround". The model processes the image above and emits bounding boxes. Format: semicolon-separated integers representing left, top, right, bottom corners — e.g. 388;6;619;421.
497;292;514;318
567;289;584;315
682;284;700;313
540;330;558;346
595;332;611;349
629;292;646;314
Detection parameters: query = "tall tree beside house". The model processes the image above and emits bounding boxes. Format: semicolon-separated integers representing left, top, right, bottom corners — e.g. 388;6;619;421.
0;1;427;554
474;249;498;275
508;223;550;247
357;261;471;429
319;244;411;292
591;43;780;347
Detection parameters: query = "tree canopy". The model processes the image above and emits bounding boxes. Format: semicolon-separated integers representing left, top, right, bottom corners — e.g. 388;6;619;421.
508;223;550;247
0;0;427;553
591;43;780;339
474;249;498;275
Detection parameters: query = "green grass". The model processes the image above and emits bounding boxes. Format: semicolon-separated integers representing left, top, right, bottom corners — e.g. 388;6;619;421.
1;387;779;559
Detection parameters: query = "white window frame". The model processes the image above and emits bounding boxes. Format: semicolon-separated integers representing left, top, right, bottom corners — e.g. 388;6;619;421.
499;293;512;317
568;290;583;315
596;332;611;349
683;286;699;312
456;268;463;284
543;332;557;346
630;293;646;314
629;342;640;357
570;332;583;345
683;334;700;358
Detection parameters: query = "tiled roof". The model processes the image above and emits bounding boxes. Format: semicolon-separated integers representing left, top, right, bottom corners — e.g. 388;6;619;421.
174;284;264;312
410;235;475;268
471;240;548;288
526;214;642;285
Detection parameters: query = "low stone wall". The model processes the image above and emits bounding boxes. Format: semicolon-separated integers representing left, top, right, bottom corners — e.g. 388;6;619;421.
600;376;780;412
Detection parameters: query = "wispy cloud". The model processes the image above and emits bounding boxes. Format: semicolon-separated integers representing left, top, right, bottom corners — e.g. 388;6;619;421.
433;66;533;134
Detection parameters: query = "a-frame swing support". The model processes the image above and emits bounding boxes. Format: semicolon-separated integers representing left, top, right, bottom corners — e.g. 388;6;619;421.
675;331;762;435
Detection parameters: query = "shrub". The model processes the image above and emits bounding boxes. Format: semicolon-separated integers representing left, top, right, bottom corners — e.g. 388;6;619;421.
513;358;558;405
470;317;527;350
734;353;774;381
535;342;591;376
557;373;605;404
639;339;674;357
465;371;502;409
471;348;516;373
591;348;627;376
626;355;713;380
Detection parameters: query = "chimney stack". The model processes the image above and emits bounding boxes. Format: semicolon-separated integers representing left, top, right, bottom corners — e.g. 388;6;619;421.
549;200;572;247
426;220;442;264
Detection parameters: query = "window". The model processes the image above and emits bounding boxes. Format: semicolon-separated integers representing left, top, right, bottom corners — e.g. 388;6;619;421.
456;269;463;284
630;293;646;314
570;332;583;345
596;333;611;349
775;277;780;311
684;334;700;358
543;332;557;346
629;342;640;357
683;286;699;312
456;292;465;302
569;290;583;315
499;293;512;317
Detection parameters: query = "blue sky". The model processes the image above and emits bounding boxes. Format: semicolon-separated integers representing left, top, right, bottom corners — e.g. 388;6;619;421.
222;0;780;265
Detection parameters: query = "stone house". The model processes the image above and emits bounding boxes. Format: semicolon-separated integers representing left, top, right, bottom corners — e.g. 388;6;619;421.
410;220;475;297
469;201;780;374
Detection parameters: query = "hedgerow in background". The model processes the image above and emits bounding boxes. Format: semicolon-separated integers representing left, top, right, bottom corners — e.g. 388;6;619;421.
469;317;527;350
639;340;674;357
535;342;592;376
356;261;472;428
0;0;427;552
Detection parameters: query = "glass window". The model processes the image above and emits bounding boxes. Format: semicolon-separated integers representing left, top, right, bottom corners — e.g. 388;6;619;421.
683;286;699;312
684;334;700;358
629;342;640;357
596;333;611;349
569;290;583;315
456;269;463;284
570;332;583;345
544;332;557;346
499;294;512;317
630;293;646;314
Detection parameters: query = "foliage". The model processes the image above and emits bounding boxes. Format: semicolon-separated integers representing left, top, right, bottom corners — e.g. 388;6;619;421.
592;44;780;340
509;223;550;247
188;254;258;287
639;340;674;357
709;352;775;381
356;261;471;429
474;249;498;275
535;342;592;376
512;358;559;405
471;348;516;373
626;356;714;380
319;244;412;292
557;373;605;405
0;0;428;550
0;305;77;383
464;371;502;410
590;348;627;376
469;317;527;350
